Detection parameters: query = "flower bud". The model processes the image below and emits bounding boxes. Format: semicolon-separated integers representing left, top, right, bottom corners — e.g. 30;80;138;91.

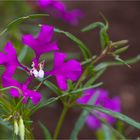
14;120;19;135
19;117;25;140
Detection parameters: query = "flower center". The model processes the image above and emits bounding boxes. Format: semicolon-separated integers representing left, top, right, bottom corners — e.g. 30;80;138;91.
30;60;45;78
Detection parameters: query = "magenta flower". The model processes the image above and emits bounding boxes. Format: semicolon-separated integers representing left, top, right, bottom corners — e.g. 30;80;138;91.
0;42;19;77
22;25;58;62
37;0;83;25
0;42;41;104
22;25;82;90
0;42;29;76
77;89;121;130
0;24;82;104
22;25;59;78
2;75;42;104
47;52;82;90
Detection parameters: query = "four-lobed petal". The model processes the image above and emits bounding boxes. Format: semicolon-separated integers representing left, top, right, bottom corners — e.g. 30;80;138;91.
48;52;82;90
22;25;59;63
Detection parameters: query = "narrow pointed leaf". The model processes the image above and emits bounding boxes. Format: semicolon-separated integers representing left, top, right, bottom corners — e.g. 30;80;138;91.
37;78;62;95
115;55;131;68
54;28;91;60
79;104;140;129
30;92;69;114
81;22;104;32
0;14;48;36
114;46;129;55
39;122;52;139
99;27;110;49
81;55;97;65
94;112;125;139
70;82;103;94
102;124;112;140
85;68;106;86
111;40;128;48
82;16;110;49
95;55;140;71
70;91;99;139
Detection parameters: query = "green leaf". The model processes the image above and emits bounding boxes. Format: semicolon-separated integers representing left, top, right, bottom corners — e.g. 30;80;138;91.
93;111;125;139
109;125;125;139
18;46;28;62
0;98;13;115
84;68;106;86
70;82;103;94
54;28;91;60
13;97;24;112
39;122;52;139
79;104;140;129
113;46;129;55
97;114;125;139
99;27;110;49
81;55;97;65
81;22;104;32
95;55;140;71
30;92;70;114
114;55;131;68
0;14;48;36
99;29;106;49
70;91;99;139
111;40;128;48
30;84;102;115
82;16;110;49
98;117;126;140
0;86;23;114
102;124;112;140
37;78;62;95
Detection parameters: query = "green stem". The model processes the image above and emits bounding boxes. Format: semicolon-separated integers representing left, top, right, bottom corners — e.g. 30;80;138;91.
12;133;16;140
74;47;109;90
35;76;51;91
53;105;69;140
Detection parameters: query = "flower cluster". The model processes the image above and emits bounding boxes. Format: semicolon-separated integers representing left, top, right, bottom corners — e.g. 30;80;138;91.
37;0;83;25
0;25;82;104
77;88;121;130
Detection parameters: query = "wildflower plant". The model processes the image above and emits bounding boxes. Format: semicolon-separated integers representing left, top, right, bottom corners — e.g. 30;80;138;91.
0;12;140;140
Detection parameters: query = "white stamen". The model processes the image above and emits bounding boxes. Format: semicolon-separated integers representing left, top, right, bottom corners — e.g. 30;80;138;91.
32;69;39;78
30;60;45;78
38;69;44;78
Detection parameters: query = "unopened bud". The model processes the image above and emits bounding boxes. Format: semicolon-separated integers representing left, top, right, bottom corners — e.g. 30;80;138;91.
112;40;128;48
19;117;25;140
14;120;19;135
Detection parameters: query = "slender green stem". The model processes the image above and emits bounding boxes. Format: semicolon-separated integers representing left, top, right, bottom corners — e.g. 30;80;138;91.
35;76;51;91
12;132;16;140
74;47;108;90
53;105;69;140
